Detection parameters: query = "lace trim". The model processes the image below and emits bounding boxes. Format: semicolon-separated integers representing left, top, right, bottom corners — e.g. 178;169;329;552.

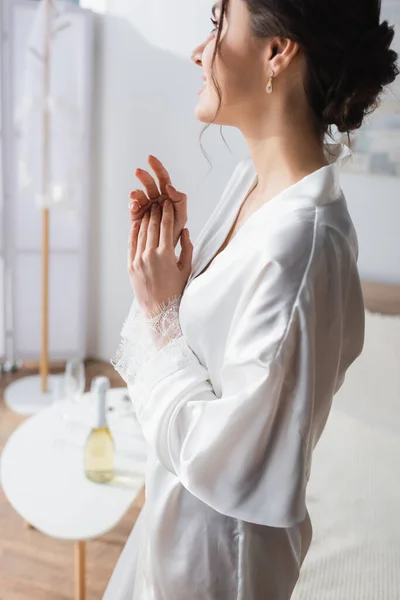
144;293;184;350
110;294;197;394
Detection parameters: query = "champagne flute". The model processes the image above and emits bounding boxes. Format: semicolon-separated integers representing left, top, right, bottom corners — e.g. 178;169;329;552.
64;358;86;421
52;372;86;449
52;375;69;420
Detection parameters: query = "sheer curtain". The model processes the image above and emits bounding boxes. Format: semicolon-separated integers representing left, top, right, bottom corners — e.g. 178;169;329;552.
1;0;93;366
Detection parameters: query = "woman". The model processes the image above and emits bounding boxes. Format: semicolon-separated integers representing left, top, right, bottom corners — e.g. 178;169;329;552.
104;0;398;598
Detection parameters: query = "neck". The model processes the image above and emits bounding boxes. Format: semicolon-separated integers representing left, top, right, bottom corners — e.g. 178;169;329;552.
240;107;329;205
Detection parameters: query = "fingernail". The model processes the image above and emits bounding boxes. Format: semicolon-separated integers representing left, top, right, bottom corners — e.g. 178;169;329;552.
151;203;158;212
164;199;171;207
131;201;140;212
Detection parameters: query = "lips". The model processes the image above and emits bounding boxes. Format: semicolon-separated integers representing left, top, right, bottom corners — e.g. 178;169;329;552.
199;75;207;94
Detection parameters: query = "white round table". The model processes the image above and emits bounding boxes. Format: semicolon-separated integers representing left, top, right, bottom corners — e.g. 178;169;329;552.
1;387;148;600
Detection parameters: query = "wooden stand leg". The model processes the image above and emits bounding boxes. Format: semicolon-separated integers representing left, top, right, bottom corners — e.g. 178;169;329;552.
74;541;86;600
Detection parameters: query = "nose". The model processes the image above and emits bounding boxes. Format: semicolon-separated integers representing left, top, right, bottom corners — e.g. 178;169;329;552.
190;38;207;67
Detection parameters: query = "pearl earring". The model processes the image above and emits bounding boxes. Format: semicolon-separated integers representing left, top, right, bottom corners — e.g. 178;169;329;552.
266;70;274;94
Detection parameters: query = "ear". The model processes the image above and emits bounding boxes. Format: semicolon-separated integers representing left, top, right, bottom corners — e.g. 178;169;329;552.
265;36;300;78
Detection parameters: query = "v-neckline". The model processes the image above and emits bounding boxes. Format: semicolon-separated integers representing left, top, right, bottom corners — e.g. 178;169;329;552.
185;143;352;289
188;169;259;285
195;176;259;280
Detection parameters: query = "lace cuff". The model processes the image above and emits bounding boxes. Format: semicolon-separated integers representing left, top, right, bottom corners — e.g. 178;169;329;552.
143;294;185;350
110;293;197;394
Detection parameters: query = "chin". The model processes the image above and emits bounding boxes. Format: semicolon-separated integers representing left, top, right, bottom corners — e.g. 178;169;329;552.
194;90;222;125
194;108;219;124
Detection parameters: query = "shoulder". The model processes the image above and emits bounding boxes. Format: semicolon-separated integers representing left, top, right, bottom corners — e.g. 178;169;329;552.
260;194;356;269
257;204;317;289
254;199;356;313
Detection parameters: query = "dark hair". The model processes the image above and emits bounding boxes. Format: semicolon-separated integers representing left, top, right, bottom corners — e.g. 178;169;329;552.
199;0;399;163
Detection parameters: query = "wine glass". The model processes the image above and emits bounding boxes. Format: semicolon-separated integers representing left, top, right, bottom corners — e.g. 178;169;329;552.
52;375;69;420
64;358;86;419
52;371;86;449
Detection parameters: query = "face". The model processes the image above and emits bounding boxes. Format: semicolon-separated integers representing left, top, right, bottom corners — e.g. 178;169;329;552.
191;0;273;127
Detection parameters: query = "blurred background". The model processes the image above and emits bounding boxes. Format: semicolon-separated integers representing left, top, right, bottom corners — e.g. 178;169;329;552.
0;1;399;599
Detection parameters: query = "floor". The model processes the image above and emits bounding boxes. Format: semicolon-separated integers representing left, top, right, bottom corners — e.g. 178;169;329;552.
0;359;145;600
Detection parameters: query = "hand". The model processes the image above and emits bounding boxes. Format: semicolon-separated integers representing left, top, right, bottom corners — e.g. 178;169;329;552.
129;155;188;249
127;199;193;318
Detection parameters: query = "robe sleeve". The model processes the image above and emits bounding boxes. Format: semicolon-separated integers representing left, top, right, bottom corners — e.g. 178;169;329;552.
111;261;316;528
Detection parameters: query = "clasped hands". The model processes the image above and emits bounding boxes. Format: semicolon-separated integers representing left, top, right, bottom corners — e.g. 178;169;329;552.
127;155;193;319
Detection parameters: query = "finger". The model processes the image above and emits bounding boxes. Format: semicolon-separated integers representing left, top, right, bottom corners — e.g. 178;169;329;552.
127;220;140;270
147;155;172;196
165;183;187;205
135;168;160;200
129;189;149;208
129;200;144;225
129;199;160;225
137;210;150;256
129;191;160;219
159;199;174;250
129;202;142;224
178;228;193;275
147;203;161;251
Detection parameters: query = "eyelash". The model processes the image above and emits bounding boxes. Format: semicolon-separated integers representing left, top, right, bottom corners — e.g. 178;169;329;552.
210;17;219;32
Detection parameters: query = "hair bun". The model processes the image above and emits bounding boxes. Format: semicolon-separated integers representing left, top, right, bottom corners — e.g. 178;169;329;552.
376;19;395;49
322;20;399;133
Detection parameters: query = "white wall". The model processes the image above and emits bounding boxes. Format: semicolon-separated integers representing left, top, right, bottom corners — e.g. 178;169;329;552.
90;2;400;361
342;173;400;285
89;1;248;360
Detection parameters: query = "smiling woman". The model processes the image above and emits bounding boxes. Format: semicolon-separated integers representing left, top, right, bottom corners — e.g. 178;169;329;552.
103;0;397;599
195;0;398;148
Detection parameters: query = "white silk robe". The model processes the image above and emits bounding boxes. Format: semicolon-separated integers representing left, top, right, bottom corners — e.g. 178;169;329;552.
104;142;365;600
